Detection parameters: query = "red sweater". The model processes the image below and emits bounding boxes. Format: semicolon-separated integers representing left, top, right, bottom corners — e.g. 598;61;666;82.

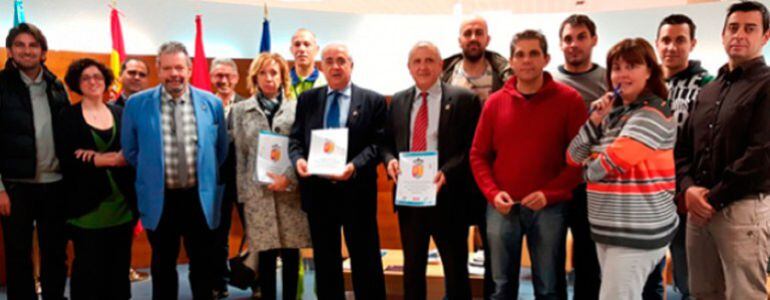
470;72;587;206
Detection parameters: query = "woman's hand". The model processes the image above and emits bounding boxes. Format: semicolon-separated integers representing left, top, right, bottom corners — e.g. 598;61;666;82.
266;172;290;192
74;149;97;163
589;92;614;126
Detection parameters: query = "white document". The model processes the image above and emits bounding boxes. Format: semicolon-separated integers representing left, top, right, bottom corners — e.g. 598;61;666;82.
255;130;292;184
307;128;349;176
395;151;438;207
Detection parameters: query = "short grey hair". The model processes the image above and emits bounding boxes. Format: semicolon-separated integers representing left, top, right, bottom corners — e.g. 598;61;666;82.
157;41;191;66
408;41;442;62
210;57;238;73
321;43;354;64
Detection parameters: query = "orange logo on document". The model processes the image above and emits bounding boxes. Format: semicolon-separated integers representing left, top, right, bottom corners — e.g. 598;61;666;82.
270;145;281;161
412;158;424;179
323;140;335;154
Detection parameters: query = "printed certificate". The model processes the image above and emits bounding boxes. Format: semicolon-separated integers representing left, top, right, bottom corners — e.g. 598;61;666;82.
395;151;438;207
307;128;349;176
255;130;291;184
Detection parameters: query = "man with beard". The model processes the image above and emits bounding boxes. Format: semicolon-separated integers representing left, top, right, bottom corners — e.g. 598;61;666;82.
552;14;605;300
652;14;713;300
0;22;70;300
122;41;228;299
441;15;510;298
112;58;150;108
209;57;246;298
442;16;511;103
290;29;326;97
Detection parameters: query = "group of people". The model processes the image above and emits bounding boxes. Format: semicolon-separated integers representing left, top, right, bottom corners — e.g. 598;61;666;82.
1;1;769;300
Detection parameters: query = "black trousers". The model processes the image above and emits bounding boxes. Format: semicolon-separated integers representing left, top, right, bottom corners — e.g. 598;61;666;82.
258;248;300;300
568;184;601;300
0;181;68;300
398;206;471;300
476;206;494;300
146;187;218;300
70;222;134;300
306;192;385;300
213;187;237;291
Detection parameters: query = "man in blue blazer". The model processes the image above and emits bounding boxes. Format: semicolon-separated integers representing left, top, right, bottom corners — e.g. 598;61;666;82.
289;43;387;300
121;41;228;300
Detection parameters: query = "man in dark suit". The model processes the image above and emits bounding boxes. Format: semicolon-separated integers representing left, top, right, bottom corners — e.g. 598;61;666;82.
111;58;150;108
289;43;387;300
381;41;480;300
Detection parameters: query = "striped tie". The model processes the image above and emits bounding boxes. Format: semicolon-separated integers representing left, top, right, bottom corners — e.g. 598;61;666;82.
411;92;428;151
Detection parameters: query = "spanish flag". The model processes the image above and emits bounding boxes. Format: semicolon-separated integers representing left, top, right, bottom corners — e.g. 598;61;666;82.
110;7;126;96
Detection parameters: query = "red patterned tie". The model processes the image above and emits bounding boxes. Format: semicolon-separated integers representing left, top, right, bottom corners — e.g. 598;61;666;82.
411;92;428;151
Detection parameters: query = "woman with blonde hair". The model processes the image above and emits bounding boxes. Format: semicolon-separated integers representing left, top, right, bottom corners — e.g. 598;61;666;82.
229;52;311;299
566;38;678;300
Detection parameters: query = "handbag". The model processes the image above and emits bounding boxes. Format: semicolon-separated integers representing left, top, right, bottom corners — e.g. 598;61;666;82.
228;235;259;290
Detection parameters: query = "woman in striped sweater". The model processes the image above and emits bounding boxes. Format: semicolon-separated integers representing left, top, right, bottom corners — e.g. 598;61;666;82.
566;38;679;300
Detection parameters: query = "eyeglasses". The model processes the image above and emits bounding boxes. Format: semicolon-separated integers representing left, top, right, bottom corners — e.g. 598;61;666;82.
81;74;105;82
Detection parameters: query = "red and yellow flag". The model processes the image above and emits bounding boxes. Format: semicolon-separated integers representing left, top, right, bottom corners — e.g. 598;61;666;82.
110;7;126;97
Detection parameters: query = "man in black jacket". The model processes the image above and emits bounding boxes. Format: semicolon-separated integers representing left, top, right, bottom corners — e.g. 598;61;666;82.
441;15;508;299
382;41;480;300
0;23;70;300
289;43;387;300
111;57;149;108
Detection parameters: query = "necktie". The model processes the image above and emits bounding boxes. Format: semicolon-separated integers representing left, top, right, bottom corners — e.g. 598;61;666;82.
171;100;189;185
326;91;341;128
411;92;428;151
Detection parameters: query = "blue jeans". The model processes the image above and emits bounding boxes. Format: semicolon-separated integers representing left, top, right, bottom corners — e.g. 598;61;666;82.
486;202;569;300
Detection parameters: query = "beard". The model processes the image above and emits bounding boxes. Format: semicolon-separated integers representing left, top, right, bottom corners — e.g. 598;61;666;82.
463;50;484;63
462;42;485;62
12;58;42;72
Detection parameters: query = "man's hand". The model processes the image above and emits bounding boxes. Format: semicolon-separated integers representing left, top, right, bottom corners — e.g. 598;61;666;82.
296;159;311;178
266;172;290;192
328;163;356;181
434;171;446;193
685;186;715;226
521;191;547;211
0;191;10;216
494;191;515;215
386;159;400;183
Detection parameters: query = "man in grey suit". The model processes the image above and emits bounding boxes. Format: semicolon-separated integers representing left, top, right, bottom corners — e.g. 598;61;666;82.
381;41;481;300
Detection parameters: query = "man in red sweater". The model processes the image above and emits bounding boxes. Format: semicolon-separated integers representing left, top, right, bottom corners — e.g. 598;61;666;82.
470;29;586;299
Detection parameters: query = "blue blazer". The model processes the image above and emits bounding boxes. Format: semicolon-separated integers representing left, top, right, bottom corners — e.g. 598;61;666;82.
121;85;228;230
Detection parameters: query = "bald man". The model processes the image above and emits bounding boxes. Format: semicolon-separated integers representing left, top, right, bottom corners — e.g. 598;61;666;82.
441;15;509;298
289;43;386;300
290;29;326;97
381;41;479;300
442;16;511;103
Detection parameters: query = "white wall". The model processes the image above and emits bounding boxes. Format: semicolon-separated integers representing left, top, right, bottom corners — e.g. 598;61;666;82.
1;0;769;94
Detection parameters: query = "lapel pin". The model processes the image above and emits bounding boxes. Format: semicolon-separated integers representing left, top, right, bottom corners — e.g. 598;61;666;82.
352;110;359;117
445;104;451;110
201;105;208;111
